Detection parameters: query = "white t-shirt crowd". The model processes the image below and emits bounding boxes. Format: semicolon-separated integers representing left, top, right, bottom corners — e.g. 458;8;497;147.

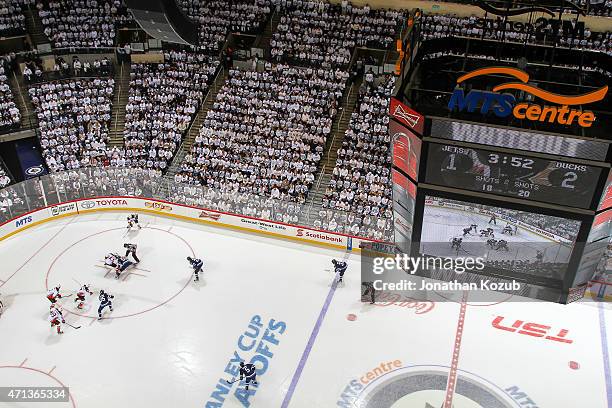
37;0;132;49
28;78;114;172
272;0;404;67
177;63;348;204
178;0;272;54
121;50;219;172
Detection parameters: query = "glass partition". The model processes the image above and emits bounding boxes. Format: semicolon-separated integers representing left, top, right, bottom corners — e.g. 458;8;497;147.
0;167;393;242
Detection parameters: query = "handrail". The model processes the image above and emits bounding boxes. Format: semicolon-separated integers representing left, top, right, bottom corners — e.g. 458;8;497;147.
11;70;38;130
167;66;224;177
113;62;123;138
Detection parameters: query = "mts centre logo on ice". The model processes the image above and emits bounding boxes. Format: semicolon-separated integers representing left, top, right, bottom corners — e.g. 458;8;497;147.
448;66;608;127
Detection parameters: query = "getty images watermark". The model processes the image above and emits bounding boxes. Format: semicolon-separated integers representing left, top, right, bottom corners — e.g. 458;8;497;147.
359;242;527;303
370;253;521;292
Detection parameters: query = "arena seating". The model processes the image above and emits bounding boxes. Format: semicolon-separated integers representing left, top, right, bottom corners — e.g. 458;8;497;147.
37;0;133;49
28;77;115;172
122;50;219;172
420;14;611;53
0;0;29;37
177;63;348;204
322;74;396;240
0;56;21;131
271;0;405;67
178;0;272;54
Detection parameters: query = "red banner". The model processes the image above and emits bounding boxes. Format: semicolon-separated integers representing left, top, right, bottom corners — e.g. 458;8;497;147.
389;97;424;135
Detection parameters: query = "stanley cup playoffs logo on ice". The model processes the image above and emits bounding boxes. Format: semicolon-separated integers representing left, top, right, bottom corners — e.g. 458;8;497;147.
448;67;608;128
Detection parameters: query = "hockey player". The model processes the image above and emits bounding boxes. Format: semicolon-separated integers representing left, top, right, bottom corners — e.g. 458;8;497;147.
362;281;375;304
332;259;348;284
74;284;93;309
486;238;497;249
502;224;513;235
462;227;473;236
114;256;134;279
0;293;3;316
239;362;258;391
104;253;119;268
451;237;462;251
489;214;497;225
49;304;65;334
97;289;114;320
496;240;509;251
187;256;203;282
47;285;63;303
124;243;140;263
487;227;495;238
470;224;478;232
127;214;141;230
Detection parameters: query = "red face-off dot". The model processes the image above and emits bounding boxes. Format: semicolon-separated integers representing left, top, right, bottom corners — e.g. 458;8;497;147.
569;361;580;370
347;314;357;321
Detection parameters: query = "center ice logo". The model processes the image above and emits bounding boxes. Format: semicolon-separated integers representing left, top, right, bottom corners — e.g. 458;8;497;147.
338;365;527;408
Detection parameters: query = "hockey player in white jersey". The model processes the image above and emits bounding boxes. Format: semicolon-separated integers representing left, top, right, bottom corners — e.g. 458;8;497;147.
127;214;141;230
74;284;93;309
49;304;65;334
47;285;63;304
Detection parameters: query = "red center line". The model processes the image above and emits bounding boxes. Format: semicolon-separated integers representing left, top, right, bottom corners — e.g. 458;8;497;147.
0;217;75;289
443;291;469;408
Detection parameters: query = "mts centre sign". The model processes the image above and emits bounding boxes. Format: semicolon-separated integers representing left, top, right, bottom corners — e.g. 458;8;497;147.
448;67;608;128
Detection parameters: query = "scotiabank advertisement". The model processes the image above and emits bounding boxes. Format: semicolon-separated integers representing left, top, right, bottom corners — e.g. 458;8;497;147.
390;120;421;181
0;197;375;252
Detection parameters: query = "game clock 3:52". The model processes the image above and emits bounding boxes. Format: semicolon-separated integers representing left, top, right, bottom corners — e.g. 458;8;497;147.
425;143;603;209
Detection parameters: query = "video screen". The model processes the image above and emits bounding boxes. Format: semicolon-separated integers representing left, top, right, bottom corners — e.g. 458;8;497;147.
420;196;581;280
390;120;421;181
392;169;416;253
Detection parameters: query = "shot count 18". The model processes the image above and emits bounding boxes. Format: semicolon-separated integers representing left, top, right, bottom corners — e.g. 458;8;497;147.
425;143;603;209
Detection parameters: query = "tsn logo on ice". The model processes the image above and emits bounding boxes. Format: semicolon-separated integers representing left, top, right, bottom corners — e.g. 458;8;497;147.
492;316;573;344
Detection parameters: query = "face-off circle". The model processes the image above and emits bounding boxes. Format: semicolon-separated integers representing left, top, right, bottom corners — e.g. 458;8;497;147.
46;226;195;320
354;366;521;408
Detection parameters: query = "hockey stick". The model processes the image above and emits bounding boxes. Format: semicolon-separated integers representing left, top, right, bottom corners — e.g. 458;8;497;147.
225;378;240;385
64;322;81;330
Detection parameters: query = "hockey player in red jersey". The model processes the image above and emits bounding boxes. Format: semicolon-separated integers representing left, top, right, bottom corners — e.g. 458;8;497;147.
49;304;65;334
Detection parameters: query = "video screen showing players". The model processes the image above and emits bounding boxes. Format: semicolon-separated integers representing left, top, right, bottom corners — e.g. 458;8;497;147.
419;196;581;280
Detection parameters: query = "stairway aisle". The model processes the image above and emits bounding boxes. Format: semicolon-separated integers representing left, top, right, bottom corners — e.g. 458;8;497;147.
108;62;131;148
299;78;362;226
165;67;228;180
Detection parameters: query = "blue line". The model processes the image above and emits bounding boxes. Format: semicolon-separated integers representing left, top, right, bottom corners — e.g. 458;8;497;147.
598;302;612;408
280;275;340;408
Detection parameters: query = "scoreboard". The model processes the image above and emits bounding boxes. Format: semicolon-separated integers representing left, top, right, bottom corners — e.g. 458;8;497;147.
388;99;611;304
425;143;604;209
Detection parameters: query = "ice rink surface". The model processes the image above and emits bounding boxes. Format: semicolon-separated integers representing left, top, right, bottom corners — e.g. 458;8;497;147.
0;212;610;408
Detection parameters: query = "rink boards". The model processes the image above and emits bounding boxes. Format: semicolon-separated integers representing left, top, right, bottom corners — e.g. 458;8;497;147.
0;196;375;251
